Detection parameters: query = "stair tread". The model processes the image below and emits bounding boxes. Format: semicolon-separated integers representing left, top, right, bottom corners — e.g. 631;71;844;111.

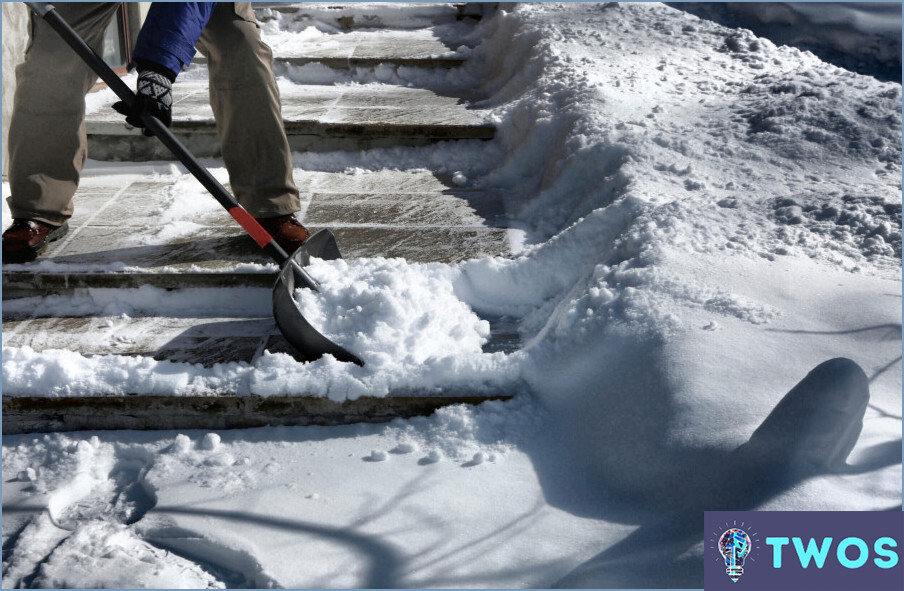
1;170;510;287
1;313;519;365
255;2;469;29
87;83;493;134
255;27;473;67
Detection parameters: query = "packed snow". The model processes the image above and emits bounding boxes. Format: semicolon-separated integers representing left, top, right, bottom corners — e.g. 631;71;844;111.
2;2;901;588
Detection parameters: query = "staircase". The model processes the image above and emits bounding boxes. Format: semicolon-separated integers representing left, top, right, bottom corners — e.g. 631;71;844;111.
2;3;516;434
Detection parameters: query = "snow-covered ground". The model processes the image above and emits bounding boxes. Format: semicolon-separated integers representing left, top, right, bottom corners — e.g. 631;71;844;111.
672;2;903;82
2;3;901;588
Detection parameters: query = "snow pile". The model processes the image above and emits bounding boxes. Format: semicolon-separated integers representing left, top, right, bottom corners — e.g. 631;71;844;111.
2;2;901;588
3;346;196;397
454;3;900;500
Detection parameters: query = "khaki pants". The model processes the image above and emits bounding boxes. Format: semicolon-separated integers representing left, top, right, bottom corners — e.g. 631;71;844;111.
8;2;299;225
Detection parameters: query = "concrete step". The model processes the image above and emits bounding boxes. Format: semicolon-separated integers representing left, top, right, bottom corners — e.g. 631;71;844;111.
254;3;471;30
86;83;495;159
1;312;520;366
2;170;510;296
3;271;519;435
1;313;291;365
210;27;474;70
2;393;512;434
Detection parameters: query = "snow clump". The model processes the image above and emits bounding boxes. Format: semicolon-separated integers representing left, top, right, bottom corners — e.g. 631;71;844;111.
294;257;490;367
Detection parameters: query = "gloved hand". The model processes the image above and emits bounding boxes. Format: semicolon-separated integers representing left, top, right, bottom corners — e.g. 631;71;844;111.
113;62;175;137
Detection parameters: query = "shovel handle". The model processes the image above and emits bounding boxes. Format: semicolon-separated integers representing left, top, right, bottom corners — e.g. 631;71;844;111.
24;2;309;281
24;2;52;17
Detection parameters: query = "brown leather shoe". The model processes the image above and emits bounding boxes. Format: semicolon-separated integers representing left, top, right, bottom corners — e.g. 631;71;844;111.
256;214;311;254
2;219;69;263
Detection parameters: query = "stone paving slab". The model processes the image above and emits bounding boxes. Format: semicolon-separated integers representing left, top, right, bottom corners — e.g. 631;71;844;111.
2;169;509;294
304;169;458;192
87;83;494;159
304;192;496;226
1;315;286;366
2;225;507;293
330;227;507;263
302;170;508;224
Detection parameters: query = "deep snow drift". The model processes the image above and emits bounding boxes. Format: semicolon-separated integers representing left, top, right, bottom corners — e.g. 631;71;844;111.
2;3;901;588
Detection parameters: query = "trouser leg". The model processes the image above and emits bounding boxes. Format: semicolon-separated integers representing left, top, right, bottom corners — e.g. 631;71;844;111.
195;2;300;218
7;3;120;226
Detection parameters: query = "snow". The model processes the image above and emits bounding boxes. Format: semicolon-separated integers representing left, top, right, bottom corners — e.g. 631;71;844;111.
3;2;901;589
672;2;903;83
296;257;494;366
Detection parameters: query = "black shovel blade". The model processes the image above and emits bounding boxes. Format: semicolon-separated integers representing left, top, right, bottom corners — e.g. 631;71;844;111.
272;230;365;366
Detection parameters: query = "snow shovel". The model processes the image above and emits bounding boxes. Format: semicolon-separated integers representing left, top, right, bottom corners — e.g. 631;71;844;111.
26;2;364;366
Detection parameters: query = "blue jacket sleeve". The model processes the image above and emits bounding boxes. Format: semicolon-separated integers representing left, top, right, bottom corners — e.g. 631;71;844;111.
131;3;217;77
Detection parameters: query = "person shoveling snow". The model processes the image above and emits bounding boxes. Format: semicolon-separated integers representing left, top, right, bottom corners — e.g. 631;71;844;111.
3;2;307;264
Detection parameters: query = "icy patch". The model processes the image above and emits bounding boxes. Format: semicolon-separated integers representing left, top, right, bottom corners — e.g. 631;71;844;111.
85;72;137;115
148;221;208;244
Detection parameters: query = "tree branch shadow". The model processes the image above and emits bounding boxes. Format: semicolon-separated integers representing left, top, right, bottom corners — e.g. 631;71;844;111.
523;357;901;588
151;505;404;588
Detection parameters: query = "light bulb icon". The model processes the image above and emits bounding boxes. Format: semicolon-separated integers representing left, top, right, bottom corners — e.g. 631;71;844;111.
718;528;751;582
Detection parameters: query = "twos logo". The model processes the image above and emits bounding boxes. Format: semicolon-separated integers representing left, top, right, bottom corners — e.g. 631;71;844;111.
704;512;903;591
766;535;898;570
715;526;755;582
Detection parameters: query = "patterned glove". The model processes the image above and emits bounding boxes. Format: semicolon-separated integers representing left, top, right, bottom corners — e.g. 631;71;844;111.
113;64;174;137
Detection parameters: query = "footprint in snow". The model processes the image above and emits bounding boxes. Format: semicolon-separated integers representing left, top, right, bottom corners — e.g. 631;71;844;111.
51;448;157;531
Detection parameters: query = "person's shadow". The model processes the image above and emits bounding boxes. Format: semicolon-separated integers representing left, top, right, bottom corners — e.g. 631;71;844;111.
525;357;901;588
